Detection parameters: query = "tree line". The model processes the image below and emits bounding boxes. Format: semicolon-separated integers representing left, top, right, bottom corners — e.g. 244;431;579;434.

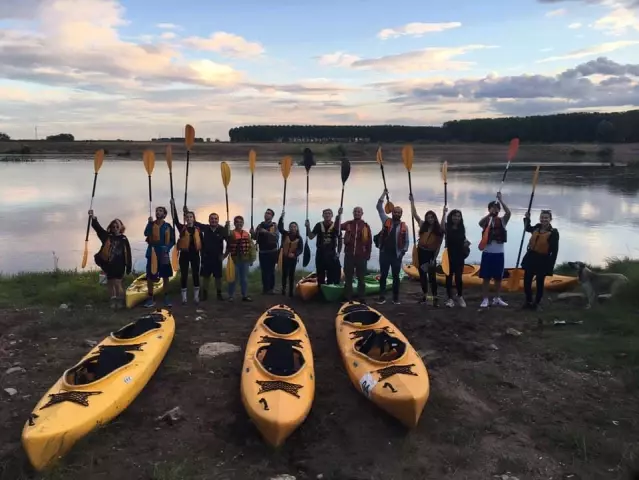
228;110;639;143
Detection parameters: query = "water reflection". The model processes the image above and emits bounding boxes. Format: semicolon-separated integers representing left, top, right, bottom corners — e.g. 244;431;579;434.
0;160;637;273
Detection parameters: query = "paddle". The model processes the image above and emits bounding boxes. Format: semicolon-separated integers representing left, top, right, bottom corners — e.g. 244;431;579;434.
143;150;158;275
337;156;351;254
402;145;418;268
302;148;314;267
508;165;541;291
376;146;394;214
249;149;256;231
478;138;520;251
184;124;195;209
166;145;179;267
81;149;105;268
278;156;293;270
221;161;235;282
440;161;450;276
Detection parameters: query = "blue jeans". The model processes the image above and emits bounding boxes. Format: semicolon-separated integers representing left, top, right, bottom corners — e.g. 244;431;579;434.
229;260;249;297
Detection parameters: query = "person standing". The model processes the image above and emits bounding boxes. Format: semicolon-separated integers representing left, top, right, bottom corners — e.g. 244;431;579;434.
375;190;409;305
191;209;230;301
170;200;202;305
227;215;255;302
522;209;559;310
143;206;175;308
441;208;470;308
305;208;342;286
251;208;279;294
278;212;304;297
340;206;372;302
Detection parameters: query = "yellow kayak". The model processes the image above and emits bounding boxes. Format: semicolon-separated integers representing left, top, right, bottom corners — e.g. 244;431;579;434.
402;263;479;285
335;302;429;428
125;271;178;308
296;273;319;301
22;309;175;471
241;305;315;447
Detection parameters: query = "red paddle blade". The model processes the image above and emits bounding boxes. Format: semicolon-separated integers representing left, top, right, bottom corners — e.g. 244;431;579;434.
508;138;520;161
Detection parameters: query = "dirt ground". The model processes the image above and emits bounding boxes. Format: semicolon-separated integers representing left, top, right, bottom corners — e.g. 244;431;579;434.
1;279;638;480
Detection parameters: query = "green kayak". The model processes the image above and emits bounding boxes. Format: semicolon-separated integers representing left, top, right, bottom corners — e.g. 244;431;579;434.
320;271;406;302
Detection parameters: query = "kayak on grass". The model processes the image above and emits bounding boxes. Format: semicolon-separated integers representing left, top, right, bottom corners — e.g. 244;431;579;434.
240;304;315;447
295;270;346;301
22;309;175;471
320;270;406;302
125;271;178;308
335;302;429;427
402;263;479;285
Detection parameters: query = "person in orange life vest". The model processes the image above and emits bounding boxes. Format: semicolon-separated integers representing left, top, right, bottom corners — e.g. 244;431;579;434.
340;206;372;302
143;206;175;308
278;212;305;297
441;207;471;308
226;215;254;302
522;209;559;310
88;210;132;309
478;192;511;308
375;190;409;305
251;208;280;295
408;195;444;306
170;199;203;305
305;207;343;286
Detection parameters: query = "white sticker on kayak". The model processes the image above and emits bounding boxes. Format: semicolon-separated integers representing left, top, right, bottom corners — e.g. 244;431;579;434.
359;373;377;398
123;376;133;384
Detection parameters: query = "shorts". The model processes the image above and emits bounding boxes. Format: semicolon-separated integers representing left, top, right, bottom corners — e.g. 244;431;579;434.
479;252;505;281
200;256;222;278
146;247;174;281
104;264;125;280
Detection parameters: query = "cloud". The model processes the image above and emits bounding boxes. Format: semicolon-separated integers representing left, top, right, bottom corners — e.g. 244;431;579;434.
546;8;568;16
157;23;179;30
0;0;46;19
161;31;177;40
537;40;639;62
593;5;639;34
568;22;583;28
317;52;361;67
182;32;264;58
377;22;462;40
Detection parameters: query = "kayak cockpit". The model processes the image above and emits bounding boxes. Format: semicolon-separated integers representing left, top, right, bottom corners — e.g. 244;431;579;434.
63;344;143;387
342;308;381;327
263;308;300;335
256;337;305;377
354;329;406;363
111;312;165;341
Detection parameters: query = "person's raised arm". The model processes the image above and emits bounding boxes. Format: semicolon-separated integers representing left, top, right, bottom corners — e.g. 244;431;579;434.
170;199;184;230
377;190;389;223
408;194;423;227
523;212;535;233
89;212;108;243
277;214;288;236
441;206;448;233
497;192;511;225
306;220;317;240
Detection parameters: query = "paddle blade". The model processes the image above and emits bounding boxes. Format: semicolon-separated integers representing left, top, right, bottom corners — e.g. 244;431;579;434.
221;161;231;187
171;246;178;268
143;150;155;175
249;149;257;174
185;124;195;150
165;145;173;171
478;228;490;251
226;256;235;282
532;165;541;189
151;249;158;275
341;157;351;184
508;138;520;161
303;242;311;268
277;249;283;271
81;242;88;269
376;146;383;164
441;249;450;276
384;201;394;214
93;150;105;173
441;161;448;182
508;268;524;292
302;148;315;172
402;145;414;171
281;156;293;179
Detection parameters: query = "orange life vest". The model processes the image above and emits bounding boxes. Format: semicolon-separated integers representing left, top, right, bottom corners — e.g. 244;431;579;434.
378;218;408;250
282;235;301;257
528;229;552;255
229;230;251;257
418;229;443;251
177;225;202;251
482;216;507;244
147;220;171;246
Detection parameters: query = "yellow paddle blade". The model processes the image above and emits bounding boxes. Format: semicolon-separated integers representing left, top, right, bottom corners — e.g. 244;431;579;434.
249;149;257;174
508;268;524;292
226;256;236;282
402;145;414;171
221;161;231;187
143;150;155;175
165;145;173;171
151;249;158;275
185;124;195;150
278;249;284;271
171;246;178;268
281;156;292;179
532;165;541;189
441;249;450;276
384;201;394;214
81;242;88;268
93;149;105;173
376;146;383;164
441;161;448;182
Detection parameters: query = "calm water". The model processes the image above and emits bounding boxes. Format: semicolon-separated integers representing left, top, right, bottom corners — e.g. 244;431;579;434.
1;159;638;274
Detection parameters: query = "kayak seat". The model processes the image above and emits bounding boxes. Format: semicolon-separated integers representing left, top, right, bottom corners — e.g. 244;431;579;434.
264;314;300;335
113;313;164;339
257;339;305;377
355;330;406;362
342;304;371;314
67;345;139;385
343;310;381;326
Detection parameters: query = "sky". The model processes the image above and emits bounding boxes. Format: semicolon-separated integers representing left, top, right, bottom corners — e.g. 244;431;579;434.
0;0;638;141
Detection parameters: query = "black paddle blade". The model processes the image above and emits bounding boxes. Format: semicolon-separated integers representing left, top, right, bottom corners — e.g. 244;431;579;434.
341;157;351;184
303;148;315;172
303;242;311;267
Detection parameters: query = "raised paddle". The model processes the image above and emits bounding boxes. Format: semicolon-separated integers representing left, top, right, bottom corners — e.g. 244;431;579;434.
302;148;314;268
184;124;195;209
337;156;351;254
278;156;293;271
508;165;541;292
376;146;394;214
143;150;158;275
166;145;179;267
402;145;418;268
249;149;257;231
81;149;105;268
440;161;450;276
478;138;520;251
221;161;235;283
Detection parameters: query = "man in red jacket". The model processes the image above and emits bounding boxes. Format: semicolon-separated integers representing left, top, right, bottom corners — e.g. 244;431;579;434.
340;206;372;302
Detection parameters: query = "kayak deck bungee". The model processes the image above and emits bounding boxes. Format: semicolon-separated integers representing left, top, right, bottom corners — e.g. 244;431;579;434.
22;309;175;471
241;305;315;447
335;302;429;427
125;270;178;308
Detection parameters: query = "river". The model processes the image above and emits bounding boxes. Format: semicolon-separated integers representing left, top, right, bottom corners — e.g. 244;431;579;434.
1;159;638;274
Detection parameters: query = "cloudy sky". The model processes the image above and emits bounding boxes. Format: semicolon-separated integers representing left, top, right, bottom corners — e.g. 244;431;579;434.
0;0;638;141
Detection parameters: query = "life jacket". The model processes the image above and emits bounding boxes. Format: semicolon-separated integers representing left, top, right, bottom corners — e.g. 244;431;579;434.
282;235;301;258
378;218;407;250
177;225;202;252
418;229;443;251
528;228;553;255
344;220;370;246
258;222;278;250
483;216;507;244
147;220;171;246
229;230;251;257
99;237;113;262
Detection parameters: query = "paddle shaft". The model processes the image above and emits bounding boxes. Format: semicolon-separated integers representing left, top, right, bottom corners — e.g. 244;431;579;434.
250;173;254;229
515;189;537;268
224;188;230;223
379;164;391;202
282;180;288;210
498;160;512;196
147;175;153;217
407;171;416;244
184;150;190;208
84;172;99;241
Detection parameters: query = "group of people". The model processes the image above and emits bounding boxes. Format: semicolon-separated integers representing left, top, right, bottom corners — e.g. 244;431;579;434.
88;187;559;311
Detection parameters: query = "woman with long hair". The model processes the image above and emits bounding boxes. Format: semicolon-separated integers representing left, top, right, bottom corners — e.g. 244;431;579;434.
442;208;470;308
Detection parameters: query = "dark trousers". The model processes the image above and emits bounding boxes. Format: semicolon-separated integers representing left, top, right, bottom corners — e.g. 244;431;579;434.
179;250;201;288
418;248;437;296
379;251;402;300
344;255;367;300
446;254;464;298
317;252;340;285
524;270;546;304
281;257;297;295
259;250;278;293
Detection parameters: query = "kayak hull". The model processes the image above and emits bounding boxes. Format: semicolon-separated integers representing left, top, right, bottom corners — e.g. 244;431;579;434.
125;271;178;308
240;305;315;447
335;302;429;427
22;310;175;471
296;273;319;301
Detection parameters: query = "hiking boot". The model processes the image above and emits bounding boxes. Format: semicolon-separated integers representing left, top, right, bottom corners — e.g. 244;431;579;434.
492;297;508;307
143;297;155;308
376;296;386;305
480;298;489;308
457;296;467;308
445;298;455;308
242;296;252;302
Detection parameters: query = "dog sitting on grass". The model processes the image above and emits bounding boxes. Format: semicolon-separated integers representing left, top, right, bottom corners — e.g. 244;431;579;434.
566;261;629;308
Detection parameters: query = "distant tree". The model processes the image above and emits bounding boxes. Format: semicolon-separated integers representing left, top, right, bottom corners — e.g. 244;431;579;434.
596;120;616;143
0;132;10;141
46;133;75;141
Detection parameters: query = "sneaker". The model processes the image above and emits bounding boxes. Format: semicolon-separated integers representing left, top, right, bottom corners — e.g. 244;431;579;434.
194;287;200;305
492;297;508;307
433;298;439;308
392;299;401;305
418;296;427;304
480;298;489;308
181;288;188;305
110;296;118;309
143;297;155;308
163;296;172;308
457;296;467;308
228;296;234;302
445;298;455;308
242;296;252;302
376;296;386;305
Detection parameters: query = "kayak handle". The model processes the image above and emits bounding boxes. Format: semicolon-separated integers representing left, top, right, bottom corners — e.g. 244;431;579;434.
259;398;269;411
383;382;397;394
